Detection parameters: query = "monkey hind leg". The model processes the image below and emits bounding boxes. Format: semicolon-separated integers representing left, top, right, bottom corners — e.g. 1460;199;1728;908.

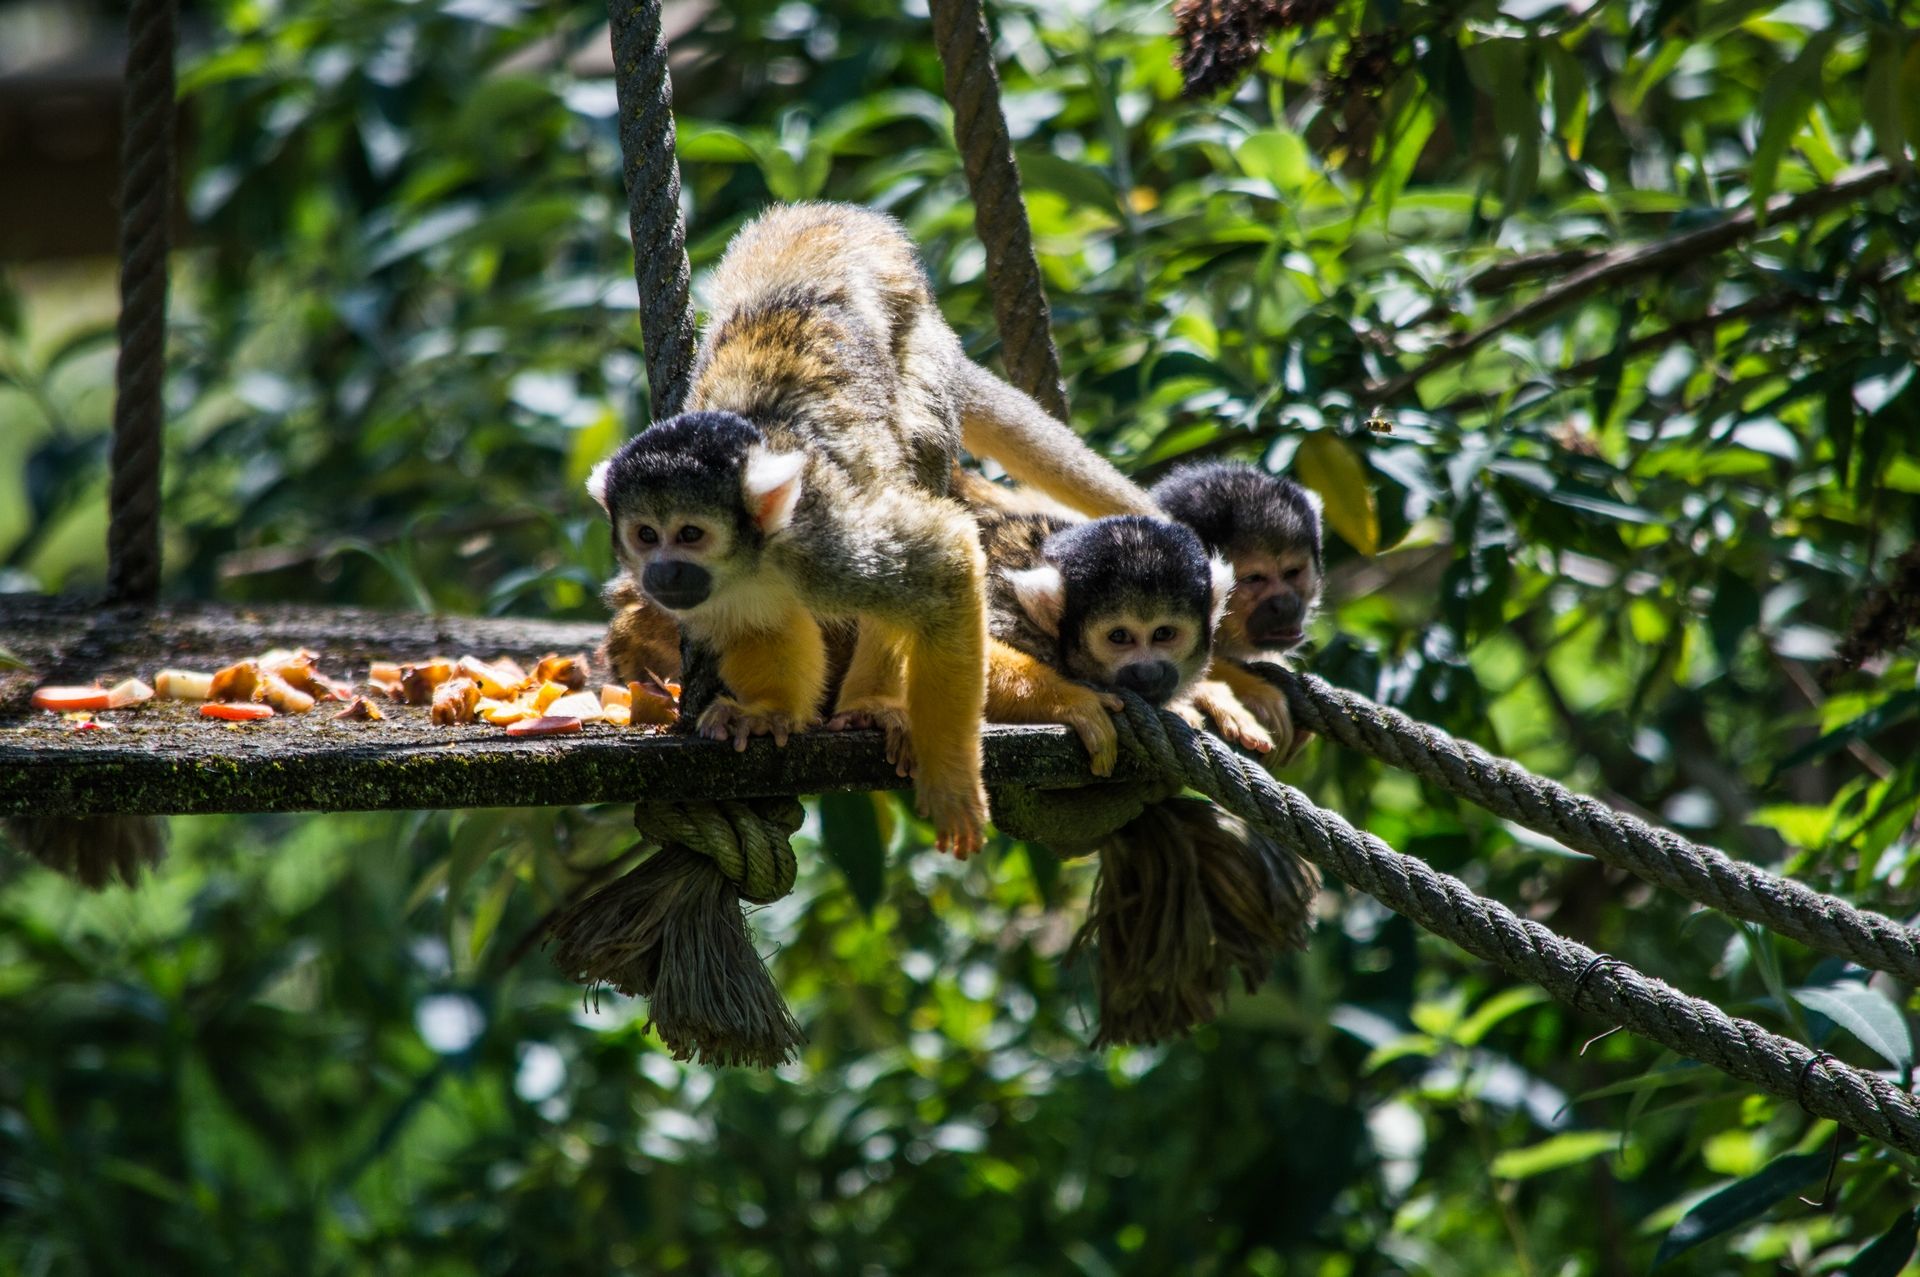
826;620;914;777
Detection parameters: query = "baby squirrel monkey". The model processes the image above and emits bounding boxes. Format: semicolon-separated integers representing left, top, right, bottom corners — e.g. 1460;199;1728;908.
589;203;1155;857
1150;461;1325;760
959;471;1233;775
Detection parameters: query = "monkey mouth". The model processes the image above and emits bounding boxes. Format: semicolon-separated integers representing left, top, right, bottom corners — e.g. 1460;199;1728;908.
1251;625;1305;649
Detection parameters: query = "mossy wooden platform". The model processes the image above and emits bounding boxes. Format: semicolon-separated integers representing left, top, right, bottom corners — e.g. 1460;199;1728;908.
0;597;1123;817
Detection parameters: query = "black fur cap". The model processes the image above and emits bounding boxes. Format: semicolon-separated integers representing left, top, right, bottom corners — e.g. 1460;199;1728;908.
1150;461;1323;569
1048;516;1216;658
597;410;763;522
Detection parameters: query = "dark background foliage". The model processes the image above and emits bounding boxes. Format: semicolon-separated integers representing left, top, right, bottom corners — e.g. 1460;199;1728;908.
1;0;1917;1271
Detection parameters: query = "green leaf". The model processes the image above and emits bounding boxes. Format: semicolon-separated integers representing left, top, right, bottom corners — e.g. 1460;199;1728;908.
1791;982;1914;1069
1490;1131;1619;1180
1453;986;1549;1046
1751;31;1836;220
1294;433;1378;555
1654;1153;1827;1267
1847;1209;1919;1276
817;791;888;914
1237;128;1312;195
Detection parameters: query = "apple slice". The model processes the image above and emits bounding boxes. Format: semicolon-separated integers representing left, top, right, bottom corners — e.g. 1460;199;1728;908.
201;701;274;722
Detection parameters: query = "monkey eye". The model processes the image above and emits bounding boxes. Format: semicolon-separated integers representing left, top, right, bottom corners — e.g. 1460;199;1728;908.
1283;566;1303;582
1240;572;1267;586
1151;625;1177;644
1106;627;1134;646
676;525;704;545
635;525;659;546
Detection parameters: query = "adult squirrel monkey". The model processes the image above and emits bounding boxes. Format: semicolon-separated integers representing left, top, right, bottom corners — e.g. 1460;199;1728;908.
590;203;1156;856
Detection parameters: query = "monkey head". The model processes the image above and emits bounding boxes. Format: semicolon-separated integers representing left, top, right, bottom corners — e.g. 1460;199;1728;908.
1150;461;1324;657
587;411;808;618
1003;516;1233;706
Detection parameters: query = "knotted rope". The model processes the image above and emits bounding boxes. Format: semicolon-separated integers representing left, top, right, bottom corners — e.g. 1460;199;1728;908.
1260;664;1920;985
607;0;697;420
108;0;177;605
928;0;1070;421
631;797;804;902
1108;694;1920;1155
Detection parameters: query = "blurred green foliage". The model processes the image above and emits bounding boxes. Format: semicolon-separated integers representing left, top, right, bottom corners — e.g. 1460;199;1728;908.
3;0;1919;1271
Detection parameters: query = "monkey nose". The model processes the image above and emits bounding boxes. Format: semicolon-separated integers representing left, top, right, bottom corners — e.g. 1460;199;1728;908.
1114;660;1179;705
1249;596;1306;649
642;560;712;611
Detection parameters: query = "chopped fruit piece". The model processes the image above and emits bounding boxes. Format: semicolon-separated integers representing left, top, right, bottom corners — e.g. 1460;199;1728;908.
628;682;679;726
201;701;274;722
368;661;403;684
256;647;318;673
31;686;112;712
333;696;384;722
532;680;570;712
373;679;408;702
256;671;316;714
209;661;261;703
532;653;589;690
505;715;582;738
458;656;526;699
602;704;632;727
155;669;216;700
397;659;452;705
431;677;481;725
599;683;633;709
477;698;536;726
105;678;155;709
544;690;605;722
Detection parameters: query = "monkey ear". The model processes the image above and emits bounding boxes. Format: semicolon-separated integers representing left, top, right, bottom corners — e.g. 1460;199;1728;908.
1207;556;1236;629
1296;484;1325;518
585;458;613;513
1004;565;1066;637
742;448;807;533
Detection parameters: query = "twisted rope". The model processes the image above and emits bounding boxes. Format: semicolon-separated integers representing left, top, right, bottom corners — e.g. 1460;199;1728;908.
928;0;1070;420
108;0;178;604
1258;665;1920;985
1109;695;1920;1154
632;797;804;904
607;0;697;421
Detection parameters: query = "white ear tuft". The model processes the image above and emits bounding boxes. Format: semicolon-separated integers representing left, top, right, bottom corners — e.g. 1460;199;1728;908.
586;458;613;513
1005;564;1067;637
742;447;807;534
1208;556;1236;629
1297;484;1325;517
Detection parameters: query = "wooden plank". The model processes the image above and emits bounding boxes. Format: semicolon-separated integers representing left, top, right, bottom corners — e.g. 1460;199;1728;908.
0;596;1125;816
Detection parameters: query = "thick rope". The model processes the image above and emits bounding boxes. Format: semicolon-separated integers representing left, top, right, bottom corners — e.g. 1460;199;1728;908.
108;0;178;605
928;0;1070;420
607;0;697;421
632;797;804;904
1109;695;1920;1155
1258;665;1920;985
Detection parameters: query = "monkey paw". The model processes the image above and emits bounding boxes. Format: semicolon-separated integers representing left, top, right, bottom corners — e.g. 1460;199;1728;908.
1190;681;1275;756
917;778;988;860
1059;689;1122;777
697;697;812;751
825;699;915;778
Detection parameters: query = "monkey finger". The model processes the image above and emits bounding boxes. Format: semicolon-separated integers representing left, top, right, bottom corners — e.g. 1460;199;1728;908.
1097;692;1125;713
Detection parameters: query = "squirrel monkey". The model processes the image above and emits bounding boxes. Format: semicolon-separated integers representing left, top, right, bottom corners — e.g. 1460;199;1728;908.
962;477;1233;776
590;203;1156;856
1150;461;1325;760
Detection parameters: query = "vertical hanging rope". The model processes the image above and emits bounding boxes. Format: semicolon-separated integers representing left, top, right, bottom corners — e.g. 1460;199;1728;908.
107;0;179;605
606;0;698;420
929;0;1071;420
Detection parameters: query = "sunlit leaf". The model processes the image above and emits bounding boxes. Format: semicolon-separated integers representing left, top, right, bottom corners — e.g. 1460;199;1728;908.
1293;433;1378;555
1791;982;1915;1069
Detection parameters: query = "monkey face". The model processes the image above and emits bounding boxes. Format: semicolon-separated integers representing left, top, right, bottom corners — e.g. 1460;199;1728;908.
587;411;809;618
1069;611;1211;705
1219;550;1321;656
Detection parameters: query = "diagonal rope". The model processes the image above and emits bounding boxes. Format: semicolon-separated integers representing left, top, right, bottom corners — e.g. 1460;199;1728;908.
1109;694;1920;1155
1257;665;1920;985
606;0;697;421
108;0;178;605
928;0;1070;420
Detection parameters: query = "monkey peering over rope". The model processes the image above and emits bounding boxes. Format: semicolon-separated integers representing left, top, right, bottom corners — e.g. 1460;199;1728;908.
60;0;1920;1155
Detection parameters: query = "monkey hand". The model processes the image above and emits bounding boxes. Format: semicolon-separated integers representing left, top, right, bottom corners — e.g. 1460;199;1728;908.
825;699;915;779
1059;686;1124;778
696;696;815;751
1185;680;1274;756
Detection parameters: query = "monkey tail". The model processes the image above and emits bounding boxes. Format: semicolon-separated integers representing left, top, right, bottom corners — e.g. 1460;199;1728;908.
957;362;1161;518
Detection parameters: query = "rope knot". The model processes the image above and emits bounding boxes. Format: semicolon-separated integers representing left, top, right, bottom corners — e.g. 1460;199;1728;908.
632;797;804;903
